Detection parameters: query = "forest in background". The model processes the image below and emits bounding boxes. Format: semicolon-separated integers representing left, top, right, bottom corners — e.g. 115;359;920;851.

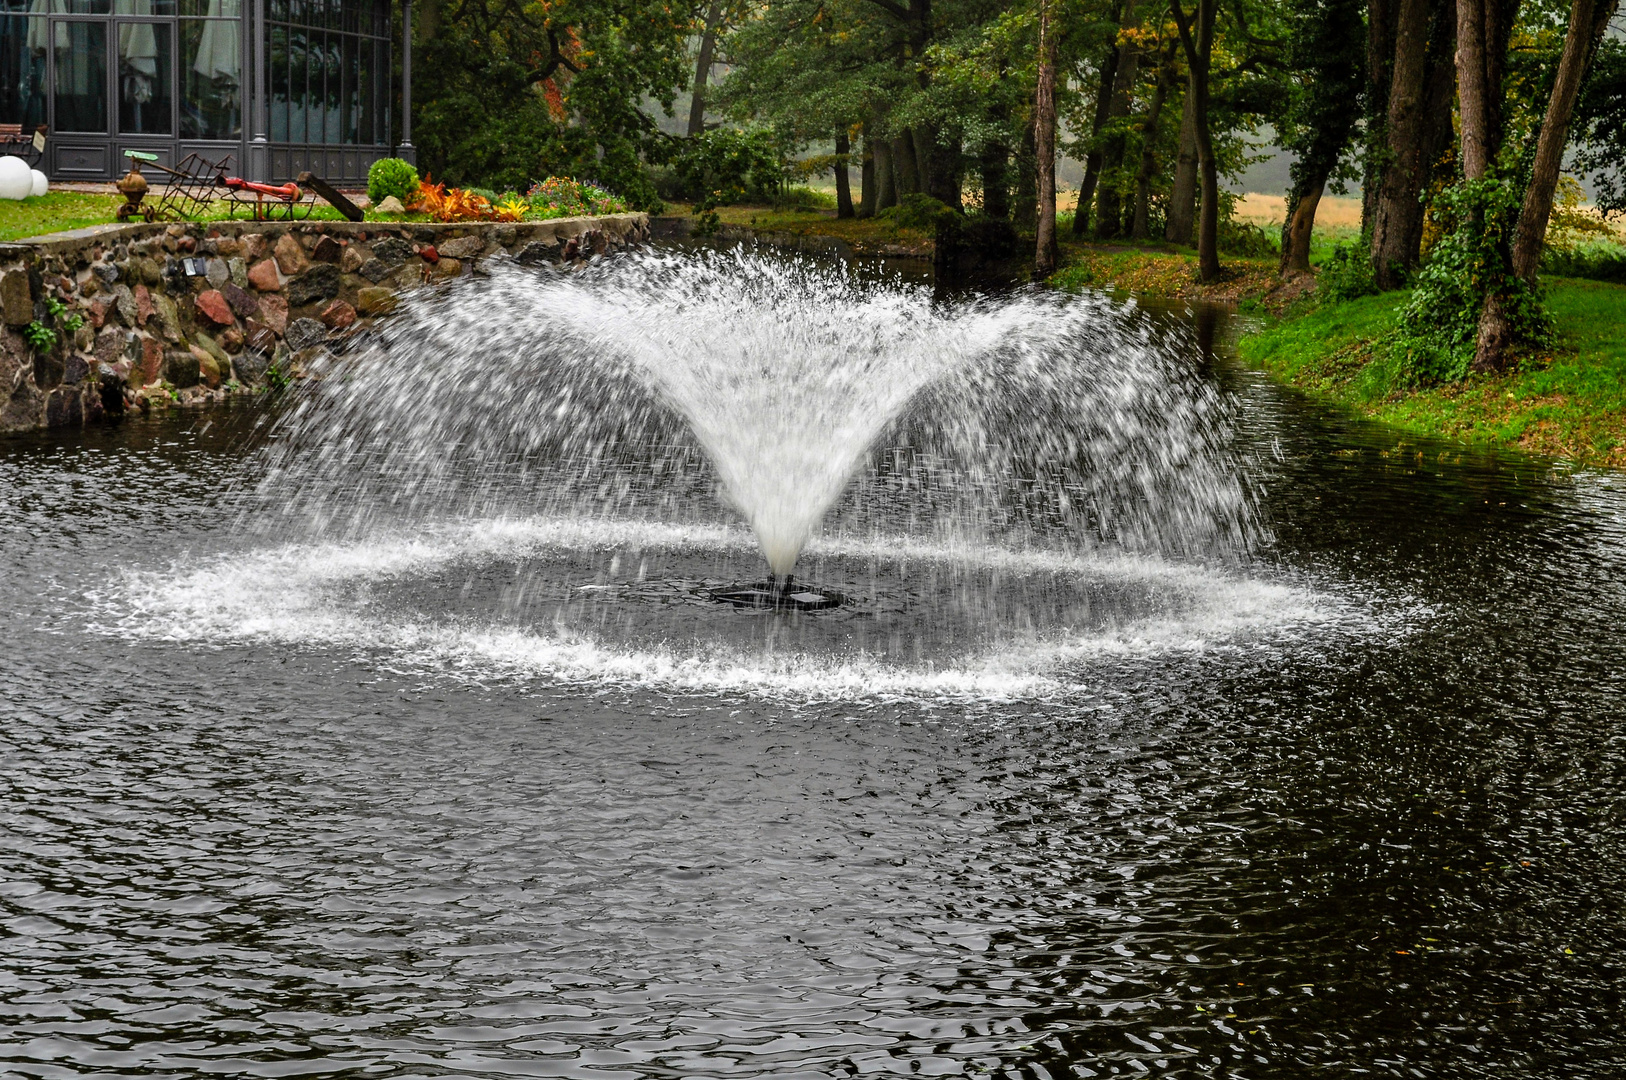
405;0;1626;375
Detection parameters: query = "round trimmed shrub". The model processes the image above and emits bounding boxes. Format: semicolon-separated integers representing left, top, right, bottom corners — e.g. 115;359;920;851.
367;157;419;206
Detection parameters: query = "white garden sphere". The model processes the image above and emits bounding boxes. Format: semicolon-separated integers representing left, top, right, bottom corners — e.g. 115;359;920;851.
0;156;31;200
30;169;47;197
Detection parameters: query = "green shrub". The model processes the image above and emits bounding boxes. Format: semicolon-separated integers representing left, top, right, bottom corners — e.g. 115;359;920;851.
672;128;786;206
1319;242;1379;302
878;193;953;231
1542;237;1626;283
1217;216;1277;257
367;158;420;205
773;185;836;210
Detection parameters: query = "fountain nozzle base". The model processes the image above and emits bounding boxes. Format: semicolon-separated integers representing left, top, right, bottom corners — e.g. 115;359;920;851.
712;575;844;611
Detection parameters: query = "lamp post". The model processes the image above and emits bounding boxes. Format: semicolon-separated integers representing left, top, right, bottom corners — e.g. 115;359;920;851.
398;0;415;164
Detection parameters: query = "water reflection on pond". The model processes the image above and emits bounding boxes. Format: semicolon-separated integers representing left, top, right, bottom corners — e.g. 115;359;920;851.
1;246;1623;1079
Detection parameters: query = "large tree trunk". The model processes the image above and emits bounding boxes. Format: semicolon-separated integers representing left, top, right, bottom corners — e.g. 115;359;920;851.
1014;117;1037;231
1165;75;1198;243
874;136;898;210
1476;0;1615;370
894;131;921;196
1455;0;1494;178
1073;38;1122;237
926;133;962;208
913;127;938;201
1510;0;1612;281
687;0;723;137
1131;46;1173;240
980;140;1010;219
1362;0;1395;230
834;132;855;218
1096;0;1142;240
1368;0;1436;288
1035;0;1059;276
858;127;877;217
1281;175;1326;273
1171;0;1219;280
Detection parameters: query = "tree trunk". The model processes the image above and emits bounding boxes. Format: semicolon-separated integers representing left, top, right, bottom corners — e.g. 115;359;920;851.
1280;175;1325;273
913;127;937;201
1362;0;1395;230
926;133;962;208
1510;0;1613;282
1035;0;1059;276
859;132;877;218
1165;75;1198;244
1014;117;1037;231
1171;0;1219;280
1132;47;1173;240
1073;40;1122;237
874;136;898;210
1455;0;1493;179
1476;0;1614;371
894;131;920;196
1096;0;1142;240
980;141;1010;219
1368;0;1434;288
835;132;855;218
687;0;723;137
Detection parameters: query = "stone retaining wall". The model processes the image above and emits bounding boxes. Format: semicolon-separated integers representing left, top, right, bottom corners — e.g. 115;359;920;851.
0;213;649;435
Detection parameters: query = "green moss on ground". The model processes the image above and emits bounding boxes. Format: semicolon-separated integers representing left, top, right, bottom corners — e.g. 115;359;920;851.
1238;278;1626;467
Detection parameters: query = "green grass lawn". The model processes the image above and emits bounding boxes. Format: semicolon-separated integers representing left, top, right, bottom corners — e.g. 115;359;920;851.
0;192;125;241
0;191;408;241
1238;277;1626;467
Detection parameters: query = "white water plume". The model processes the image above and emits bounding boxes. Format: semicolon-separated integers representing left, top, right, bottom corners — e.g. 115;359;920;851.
250;247;1257;575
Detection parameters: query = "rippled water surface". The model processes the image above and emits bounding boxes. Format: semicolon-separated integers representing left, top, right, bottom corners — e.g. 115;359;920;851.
4;272;1626;1078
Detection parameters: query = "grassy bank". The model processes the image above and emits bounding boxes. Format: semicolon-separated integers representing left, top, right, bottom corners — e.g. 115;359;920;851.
1238;278;1626;467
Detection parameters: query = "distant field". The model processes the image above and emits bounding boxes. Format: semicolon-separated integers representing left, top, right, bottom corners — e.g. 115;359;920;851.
1233;192;1363;229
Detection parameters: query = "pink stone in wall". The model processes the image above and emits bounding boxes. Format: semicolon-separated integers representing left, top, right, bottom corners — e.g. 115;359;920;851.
247;259;281;291
274;233;310;275
134;284;153;327
140;337;162;384
256;294;289;334
319;299;356;330
194;290;235;326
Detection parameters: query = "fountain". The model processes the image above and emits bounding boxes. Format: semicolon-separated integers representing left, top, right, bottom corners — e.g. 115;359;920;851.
239;247;1265;687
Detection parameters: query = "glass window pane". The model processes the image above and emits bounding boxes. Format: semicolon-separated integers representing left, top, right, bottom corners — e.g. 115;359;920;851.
118;20;172;134
180;16;238;138
269;23;287;139
114;0;176;15
0;17;47;128
61;0;112;13
52;20;106;132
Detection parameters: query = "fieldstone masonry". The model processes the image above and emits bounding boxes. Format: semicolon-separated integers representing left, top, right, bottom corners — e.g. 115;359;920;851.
0;212;650;435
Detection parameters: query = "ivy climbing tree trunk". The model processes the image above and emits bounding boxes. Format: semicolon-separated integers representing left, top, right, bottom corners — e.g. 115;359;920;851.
1035;0;1059;277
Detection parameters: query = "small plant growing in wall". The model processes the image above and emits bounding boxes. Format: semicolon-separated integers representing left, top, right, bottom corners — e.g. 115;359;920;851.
23;297;83;353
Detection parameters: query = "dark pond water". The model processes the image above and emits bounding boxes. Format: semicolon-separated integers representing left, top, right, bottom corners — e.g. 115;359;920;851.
4;261;1625;1078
